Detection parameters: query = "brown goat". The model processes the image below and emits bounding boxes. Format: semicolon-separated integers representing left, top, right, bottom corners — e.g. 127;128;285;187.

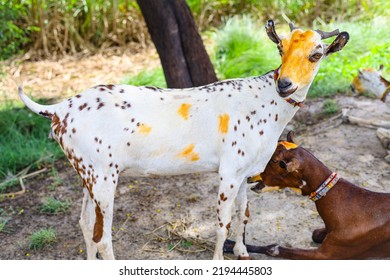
243;132;390;259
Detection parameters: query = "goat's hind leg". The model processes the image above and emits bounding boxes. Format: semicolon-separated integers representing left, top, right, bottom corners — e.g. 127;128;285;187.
79;173;117;260
79;188;98;259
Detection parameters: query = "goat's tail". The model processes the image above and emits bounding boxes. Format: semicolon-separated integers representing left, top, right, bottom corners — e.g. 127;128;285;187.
18;86;58;119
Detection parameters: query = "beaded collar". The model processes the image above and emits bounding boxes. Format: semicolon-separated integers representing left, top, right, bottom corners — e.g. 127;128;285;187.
309;172;340;201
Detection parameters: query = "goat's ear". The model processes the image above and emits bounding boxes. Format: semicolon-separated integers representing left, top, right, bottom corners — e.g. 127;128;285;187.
379;64;384;74
280;158;300;172
286;131;296;143
325;32;349;56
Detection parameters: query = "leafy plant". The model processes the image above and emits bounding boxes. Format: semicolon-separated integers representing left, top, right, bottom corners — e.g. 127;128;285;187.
0;1;30;60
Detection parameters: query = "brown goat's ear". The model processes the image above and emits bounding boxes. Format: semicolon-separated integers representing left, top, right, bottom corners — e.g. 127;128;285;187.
286;131;296;143
325;32;349;56
285;158;300;172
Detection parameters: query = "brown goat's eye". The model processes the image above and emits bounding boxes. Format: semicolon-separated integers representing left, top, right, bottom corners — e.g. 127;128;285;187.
279;160;287;169
309;53;323;62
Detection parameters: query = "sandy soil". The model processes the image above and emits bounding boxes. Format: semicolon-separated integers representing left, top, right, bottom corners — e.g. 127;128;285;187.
0;54;389;260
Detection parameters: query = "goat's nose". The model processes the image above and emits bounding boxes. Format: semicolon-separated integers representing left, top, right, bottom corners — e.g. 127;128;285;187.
277;78;292;91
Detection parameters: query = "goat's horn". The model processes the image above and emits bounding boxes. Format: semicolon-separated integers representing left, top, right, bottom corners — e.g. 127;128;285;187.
289;22;298;31
315;29;340;39
265;19;282;44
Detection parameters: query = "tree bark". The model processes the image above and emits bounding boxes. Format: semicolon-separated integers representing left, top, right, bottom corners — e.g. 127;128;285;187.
136;0;218;88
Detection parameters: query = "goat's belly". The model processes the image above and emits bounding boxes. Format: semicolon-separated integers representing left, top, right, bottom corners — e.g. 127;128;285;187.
121;156;219;176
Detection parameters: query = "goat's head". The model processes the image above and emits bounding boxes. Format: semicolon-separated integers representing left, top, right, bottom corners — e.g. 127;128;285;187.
248;132;306;194
266;20;349;101
351;65;390;99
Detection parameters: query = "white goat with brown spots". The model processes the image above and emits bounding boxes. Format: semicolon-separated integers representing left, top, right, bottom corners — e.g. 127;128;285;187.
18;20;349;260
351;65;390;104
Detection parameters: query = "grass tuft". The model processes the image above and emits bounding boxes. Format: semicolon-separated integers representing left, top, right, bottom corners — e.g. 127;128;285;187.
28;228;57;250
39;197;69;214
321;99;340;116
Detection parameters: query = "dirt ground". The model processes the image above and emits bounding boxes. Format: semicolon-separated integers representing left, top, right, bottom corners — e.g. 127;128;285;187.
0;55;389;260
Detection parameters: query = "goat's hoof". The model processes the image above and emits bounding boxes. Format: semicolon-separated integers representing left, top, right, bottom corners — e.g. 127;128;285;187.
238;255;253;260
266;244;280;257
312;228;327;244
223;239;235;253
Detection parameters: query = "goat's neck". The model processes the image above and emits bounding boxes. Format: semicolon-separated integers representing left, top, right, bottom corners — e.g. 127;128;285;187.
299;148;353;228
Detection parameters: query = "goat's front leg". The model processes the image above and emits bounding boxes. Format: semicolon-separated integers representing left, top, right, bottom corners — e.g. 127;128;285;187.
266;243;346;260
233;182;251;259
312;228;327;244
213;175;244;260
266;245;327;259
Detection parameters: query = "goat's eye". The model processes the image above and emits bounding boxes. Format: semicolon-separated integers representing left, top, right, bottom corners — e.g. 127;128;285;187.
279;160;287;169
309;53;322;62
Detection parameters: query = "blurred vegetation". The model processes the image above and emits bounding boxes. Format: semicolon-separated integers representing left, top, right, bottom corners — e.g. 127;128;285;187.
0;101;64;183
1;0;390;60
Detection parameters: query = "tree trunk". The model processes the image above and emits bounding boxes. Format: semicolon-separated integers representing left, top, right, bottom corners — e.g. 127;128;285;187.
136;0;218;88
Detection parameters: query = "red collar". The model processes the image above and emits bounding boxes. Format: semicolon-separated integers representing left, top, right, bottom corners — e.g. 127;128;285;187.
285;98;304;108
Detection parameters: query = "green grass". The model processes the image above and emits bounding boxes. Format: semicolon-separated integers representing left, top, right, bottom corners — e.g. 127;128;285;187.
0;218;7;233
322;99;340;116
28;228;57;250
0;100;64;183
39;197;69;214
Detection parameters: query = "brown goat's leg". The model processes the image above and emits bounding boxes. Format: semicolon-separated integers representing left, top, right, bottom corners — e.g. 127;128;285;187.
312;228;327;244
267;245;336;260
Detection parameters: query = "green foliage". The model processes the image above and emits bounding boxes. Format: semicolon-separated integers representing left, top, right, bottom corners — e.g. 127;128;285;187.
28;228;57;250
0;100;64;181
39;197;70;214
122;68;167;88
212;16;279;79
0;1;31;60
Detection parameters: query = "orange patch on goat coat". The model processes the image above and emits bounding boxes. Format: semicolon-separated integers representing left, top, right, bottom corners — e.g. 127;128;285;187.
279;30;318;86
351;75;364;94
177;103;192;120
138;123;152;134
218;114;230;134
178;144;200;161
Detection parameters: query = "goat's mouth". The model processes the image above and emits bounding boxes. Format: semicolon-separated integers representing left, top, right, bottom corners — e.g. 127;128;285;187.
250;181;266;193
277;86;298;97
